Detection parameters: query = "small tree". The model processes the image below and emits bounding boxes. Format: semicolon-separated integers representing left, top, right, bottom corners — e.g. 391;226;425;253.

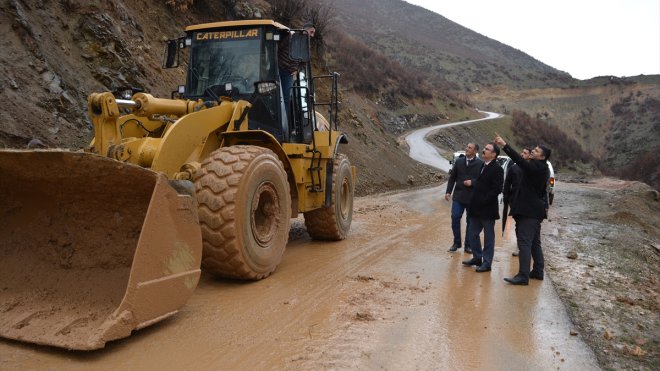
222;0;238;19
165;0;195;11
269;0;308;26
511;110;594;168
304;0;336;53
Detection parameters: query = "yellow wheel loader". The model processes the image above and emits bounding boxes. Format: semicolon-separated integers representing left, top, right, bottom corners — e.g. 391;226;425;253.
0;20;355;350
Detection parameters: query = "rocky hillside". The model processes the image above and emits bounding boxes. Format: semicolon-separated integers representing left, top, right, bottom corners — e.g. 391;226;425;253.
1;0;194;149
1;0;657;192
0;0;476;195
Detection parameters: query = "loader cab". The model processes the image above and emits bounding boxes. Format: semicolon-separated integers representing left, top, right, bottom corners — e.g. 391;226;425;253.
183;22;286;141
166;20;317;144
187;31;264;98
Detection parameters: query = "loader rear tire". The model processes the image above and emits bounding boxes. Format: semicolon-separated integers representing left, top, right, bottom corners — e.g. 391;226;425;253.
304;154;354;240
194;146;291;280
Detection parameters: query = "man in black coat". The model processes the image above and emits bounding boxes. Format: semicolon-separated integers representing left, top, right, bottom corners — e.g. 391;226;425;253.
461;143;504;272
445;143;484;253
502;147;531;256
495;135;551;285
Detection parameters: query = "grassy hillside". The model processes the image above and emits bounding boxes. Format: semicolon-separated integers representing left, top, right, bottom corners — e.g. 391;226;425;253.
331;0;573;91
472;76;660;188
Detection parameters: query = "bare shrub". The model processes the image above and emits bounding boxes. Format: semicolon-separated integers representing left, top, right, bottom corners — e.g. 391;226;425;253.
165;0;195;11
60;0;81;12
304;0;335;53
511;110;593;168
445;92;472;108
617;151;659;190
269;0;307;26
326;32;431;99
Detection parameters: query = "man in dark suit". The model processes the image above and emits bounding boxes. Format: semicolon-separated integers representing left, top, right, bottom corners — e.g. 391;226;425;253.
462;143;504;272
495;135;551;285
445;143;484;253
502;147;531;256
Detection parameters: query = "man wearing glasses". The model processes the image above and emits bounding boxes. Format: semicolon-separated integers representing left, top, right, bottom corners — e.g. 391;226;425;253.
461;143;504;272
494;134;551;285
445;143;483;253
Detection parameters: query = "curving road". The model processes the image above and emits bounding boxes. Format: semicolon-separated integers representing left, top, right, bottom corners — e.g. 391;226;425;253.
405;111;502;172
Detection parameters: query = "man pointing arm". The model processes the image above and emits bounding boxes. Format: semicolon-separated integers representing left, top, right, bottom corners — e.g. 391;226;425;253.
494;134;551;285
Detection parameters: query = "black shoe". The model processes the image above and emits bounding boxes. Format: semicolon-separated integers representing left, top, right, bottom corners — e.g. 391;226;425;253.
529;270;544;280
465;247;473;254
462;258;482;266
448;244;461;252
504;275;529;285
475;264;491;273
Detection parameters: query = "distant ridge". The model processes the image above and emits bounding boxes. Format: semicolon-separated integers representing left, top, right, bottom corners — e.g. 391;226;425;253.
331;0;573;91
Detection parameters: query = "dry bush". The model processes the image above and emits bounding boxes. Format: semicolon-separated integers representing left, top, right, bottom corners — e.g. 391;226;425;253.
60;0;81;12
269;0;307;26
617;151;659;190
610;93;636;120
326;32;431;99
445;92;472;108
304;0;335;53
165;0;195;11
511;110;593;168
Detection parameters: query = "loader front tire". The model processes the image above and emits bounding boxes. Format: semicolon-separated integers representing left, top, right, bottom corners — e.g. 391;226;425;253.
194;146;291;280
304;154;354;240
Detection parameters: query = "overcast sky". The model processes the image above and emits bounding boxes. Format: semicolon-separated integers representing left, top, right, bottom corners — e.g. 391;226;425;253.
405;0;660;80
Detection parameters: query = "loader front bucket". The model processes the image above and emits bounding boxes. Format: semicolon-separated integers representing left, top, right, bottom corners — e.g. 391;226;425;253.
0;150;202;350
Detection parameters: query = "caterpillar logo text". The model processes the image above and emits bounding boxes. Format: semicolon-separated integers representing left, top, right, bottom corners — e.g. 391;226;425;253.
196;29;259;41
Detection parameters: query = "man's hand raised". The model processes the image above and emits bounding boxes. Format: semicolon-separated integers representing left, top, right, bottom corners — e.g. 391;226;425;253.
494;132;506;147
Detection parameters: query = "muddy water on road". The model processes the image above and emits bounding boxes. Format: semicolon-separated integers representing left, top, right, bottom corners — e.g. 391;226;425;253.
0;186;598;370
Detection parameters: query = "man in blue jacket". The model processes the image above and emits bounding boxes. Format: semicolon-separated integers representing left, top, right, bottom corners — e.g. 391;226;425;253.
445;143;483;253
495;134;551;285
461;143;504;272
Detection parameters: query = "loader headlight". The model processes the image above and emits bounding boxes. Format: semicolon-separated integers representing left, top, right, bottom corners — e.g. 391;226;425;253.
120;89;133;100
112;86;143;100
256;81;277;95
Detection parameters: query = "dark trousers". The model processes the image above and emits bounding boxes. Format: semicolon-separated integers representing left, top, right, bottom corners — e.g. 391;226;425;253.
515;217;544;278
279;67;293;111
468;217;495;267
451;200;471;247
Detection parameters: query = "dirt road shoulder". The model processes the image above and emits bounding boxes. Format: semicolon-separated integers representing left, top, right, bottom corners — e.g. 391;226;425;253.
543;178;659;370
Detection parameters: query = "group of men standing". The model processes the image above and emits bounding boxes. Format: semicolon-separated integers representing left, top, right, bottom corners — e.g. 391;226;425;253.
444;135;551;285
